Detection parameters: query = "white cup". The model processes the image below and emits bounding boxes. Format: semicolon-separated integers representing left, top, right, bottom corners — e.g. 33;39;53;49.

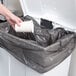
15;20;34;33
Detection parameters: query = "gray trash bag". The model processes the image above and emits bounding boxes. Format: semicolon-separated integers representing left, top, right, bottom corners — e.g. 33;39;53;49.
9;16;53;47
0;15;76;73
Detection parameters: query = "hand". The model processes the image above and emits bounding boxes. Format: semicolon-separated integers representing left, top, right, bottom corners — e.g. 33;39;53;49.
6;13;23;28
0;4;23;28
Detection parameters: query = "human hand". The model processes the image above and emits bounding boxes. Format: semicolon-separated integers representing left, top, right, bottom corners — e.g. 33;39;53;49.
0;4;23;28
6;13;23;28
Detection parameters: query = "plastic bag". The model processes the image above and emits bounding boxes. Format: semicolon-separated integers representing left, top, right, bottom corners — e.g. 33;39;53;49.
0;15;75;73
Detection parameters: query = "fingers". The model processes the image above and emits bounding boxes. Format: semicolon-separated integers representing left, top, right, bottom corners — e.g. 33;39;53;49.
5;13;23;28
7;19;15;29
15;18;23;26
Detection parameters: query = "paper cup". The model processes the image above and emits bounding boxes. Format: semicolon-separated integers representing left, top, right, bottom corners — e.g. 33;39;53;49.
15;20;34;33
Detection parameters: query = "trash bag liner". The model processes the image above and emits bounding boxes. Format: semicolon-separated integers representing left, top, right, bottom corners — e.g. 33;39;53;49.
0;15;76;73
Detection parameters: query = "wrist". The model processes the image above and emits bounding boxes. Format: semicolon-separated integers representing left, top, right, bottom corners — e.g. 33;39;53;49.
0;4;12;18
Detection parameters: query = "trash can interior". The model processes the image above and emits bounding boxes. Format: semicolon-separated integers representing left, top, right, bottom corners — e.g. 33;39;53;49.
0;16;76;73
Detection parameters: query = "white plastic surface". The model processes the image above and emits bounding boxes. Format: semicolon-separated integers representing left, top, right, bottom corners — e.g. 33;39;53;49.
0;47;71;76
20;0;76;32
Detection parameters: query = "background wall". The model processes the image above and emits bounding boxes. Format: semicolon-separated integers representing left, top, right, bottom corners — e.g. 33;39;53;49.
5;0;23;16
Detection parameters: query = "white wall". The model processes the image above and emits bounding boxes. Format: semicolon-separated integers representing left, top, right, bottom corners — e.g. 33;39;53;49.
5;0;23;16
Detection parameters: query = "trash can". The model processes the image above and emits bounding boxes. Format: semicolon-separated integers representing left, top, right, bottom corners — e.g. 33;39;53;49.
0;47;72;76
19;0;76;76
0;0;76;76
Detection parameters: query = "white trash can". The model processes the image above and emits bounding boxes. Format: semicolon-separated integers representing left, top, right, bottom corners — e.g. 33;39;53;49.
0;0;76;76
0;47;72;76
19;0;76;76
